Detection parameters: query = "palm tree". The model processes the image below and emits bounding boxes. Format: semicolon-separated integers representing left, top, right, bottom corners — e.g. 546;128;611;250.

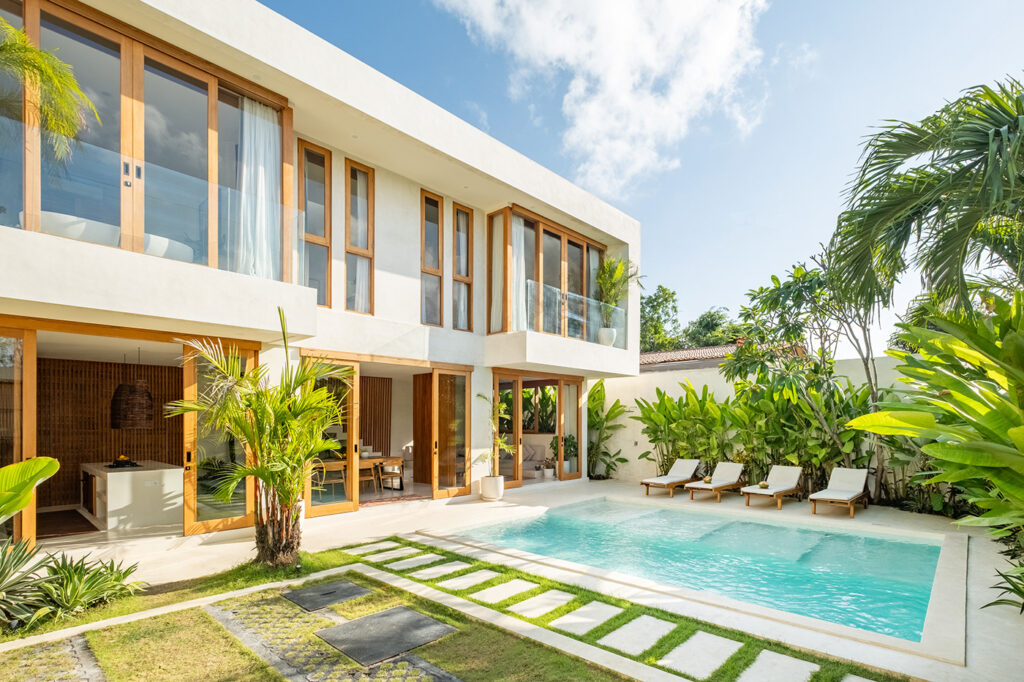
1;16;97;158
830;77;1024;314
167;311;352;567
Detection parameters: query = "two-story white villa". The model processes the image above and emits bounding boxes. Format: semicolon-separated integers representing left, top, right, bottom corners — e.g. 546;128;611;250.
0;0;640;545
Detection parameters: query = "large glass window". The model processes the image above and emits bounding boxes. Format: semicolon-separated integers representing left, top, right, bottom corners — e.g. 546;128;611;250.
195;356;246;522
567;240;585;339
39;13;122;246
0;1;22;229
345;160;373;313
542;230;562;334
488;211;504;332
300;141;331;306
421;191;443;326
0;334;23;540
453;204;473;331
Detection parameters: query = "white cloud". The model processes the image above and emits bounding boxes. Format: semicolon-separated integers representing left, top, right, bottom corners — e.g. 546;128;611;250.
464;100;491;131
435;0;768;199
527;103;544;128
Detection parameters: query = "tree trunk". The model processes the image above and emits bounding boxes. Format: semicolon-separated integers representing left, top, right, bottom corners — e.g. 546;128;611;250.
254;481;301;567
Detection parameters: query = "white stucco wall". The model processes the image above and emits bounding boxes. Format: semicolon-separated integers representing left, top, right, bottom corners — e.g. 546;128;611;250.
600;356;904;483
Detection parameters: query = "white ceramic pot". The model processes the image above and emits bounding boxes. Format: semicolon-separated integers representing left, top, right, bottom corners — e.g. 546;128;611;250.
597;327;617;346
543;468;555;479
481;475;505;501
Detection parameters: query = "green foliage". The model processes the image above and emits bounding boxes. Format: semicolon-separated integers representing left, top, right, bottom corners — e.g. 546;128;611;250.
680;307;748;348
640;284;683;352
585;380;627;478
595;257;640;327
536;386;557;433
632;382;734;476
166;309;350;566
831;77;1024;311
547;434;577;470
0;457;59;523
0;17;98;159
479;393;516;476
0;539;53;630
39;555;142;621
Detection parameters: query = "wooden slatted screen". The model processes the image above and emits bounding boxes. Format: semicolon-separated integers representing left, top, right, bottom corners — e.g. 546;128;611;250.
358;376;392;458
35;359;183;508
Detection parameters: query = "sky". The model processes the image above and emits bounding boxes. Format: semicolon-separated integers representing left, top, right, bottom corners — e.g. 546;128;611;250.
262;0;1022;357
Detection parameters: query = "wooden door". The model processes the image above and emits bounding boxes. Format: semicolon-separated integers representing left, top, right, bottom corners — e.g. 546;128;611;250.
432;369;471;499
492;372;522;489
304;361;359;517
182;348;256;535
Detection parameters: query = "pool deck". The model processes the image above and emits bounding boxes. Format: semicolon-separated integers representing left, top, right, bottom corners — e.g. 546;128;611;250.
41;478;1023;681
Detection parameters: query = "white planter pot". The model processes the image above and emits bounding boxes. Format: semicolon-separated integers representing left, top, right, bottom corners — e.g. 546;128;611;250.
543;468;555;479
597;327;617;346
481;475;505;501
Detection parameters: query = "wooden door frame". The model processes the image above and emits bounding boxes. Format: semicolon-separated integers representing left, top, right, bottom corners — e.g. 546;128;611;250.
557;378;583;480
431;368;472;500
304;360;359;517
182;348;258;536
0;327;37;546
492;370;523;489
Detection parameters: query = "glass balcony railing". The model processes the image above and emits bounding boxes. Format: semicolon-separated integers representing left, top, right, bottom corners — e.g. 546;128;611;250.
10;142;304;285
514;279;627;348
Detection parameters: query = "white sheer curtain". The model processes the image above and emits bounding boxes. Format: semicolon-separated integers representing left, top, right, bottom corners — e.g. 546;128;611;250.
489;214;504;332
230;97;281;280
352;256;370;312
510;214;527;331
453;282;469;330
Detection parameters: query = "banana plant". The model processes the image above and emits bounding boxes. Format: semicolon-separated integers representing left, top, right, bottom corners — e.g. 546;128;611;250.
586;380;627;478
0;457;59;524
632;388;686;475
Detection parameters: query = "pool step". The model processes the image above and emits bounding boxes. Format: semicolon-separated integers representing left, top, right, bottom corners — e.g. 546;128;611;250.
736;650;819;682
658;631;743;679
597;614;676;656
549;601;624;636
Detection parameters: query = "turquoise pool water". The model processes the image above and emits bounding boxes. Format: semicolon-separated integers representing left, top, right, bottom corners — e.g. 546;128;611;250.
460;499;940;641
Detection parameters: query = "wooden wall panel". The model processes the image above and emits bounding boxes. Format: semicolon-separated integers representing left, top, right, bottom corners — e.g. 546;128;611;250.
412;372;432;485
36;359;183;508
358;376;391;458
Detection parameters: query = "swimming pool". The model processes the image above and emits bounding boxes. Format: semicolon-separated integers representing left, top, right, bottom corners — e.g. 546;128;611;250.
458;498;940;641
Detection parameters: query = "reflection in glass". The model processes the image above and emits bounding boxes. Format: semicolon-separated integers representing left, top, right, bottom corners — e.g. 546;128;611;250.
302;149;326;238
437;374;466;490
0;2;22;228
305;242;328;305
455;208;469;276
311;376;350;506
0;336;22;539
143;58;208;264
196;357;246;522
423;195;439;270
489;213;504;332
562;383;579;475
523;222;537;330
40;14;121;245
421;273;441;325
567;241;584;339
587;247;601;342
349;166;369;249
543;230;562;334
497;379;518;481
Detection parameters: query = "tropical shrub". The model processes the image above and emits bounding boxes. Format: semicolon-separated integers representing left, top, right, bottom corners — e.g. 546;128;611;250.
0;538;53;630
633;388;686;475
0;457;60;522
633;383;735;477
596;257;641;327
586;380;627;478
39;555;142;621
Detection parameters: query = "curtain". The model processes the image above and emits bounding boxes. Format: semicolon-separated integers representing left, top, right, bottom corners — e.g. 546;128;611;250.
229;97;281;280
489;214;504;332
453;281;469;330
353;255;370;312
510;214;527;330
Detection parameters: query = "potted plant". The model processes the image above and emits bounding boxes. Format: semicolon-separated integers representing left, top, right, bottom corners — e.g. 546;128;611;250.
595;257;640;346
542;455;556;479
478;393;513;500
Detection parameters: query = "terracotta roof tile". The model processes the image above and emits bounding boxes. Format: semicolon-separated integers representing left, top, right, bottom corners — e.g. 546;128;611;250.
639;344;737;366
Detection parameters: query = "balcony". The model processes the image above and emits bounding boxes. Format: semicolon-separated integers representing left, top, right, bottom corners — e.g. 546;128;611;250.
518;280;627;349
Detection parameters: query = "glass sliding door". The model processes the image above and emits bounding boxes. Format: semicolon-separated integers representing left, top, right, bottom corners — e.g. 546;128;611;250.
559;380;581;479
305;362;357;517
542;230;562;334
140;52;214;265
494;374;521;488
433;369;470;498
567;240;585;339
39;11;126;246
183;349;256;535
0;329;33;542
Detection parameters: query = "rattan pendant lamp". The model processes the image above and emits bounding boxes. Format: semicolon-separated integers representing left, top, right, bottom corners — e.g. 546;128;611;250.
110;348;154;430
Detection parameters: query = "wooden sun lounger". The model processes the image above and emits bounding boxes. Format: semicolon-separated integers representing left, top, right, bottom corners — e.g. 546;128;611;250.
809;467;869;518
641;459;700;497
740;465;803;510
684;462;744;502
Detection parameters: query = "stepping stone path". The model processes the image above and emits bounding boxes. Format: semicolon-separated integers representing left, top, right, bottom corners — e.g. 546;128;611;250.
284;579;370;611
348;540;400;555
388;553;444;570
597;614;676;656
317;606;456;666
841;677;876;682
737;650;819;682
659;631;743;679
508;590;575;619
409;561;471;580
436;569;500;591
471;578;539;604
550;601;624;635
362;546;421;562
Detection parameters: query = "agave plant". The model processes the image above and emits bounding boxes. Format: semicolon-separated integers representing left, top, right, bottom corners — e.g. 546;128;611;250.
0;538;53;630
39;554;142;621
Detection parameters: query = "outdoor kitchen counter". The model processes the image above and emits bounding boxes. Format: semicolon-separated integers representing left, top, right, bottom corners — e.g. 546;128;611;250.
80;460;184;531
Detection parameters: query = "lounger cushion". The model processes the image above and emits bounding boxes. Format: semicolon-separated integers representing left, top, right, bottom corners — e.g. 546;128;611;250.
741;465;802;495
825;467;867;492
685;461;743;489
809;488;865;502
740;484;795;496
643;459;699;485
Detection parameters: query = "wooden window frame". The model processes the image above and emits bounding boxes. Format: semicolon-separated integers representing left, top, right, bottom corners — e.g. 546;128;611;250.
298;139;332;307
19;0;294;280
420;189;444;327
452;203;473;332
344;158;375;315
485;208;507;335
